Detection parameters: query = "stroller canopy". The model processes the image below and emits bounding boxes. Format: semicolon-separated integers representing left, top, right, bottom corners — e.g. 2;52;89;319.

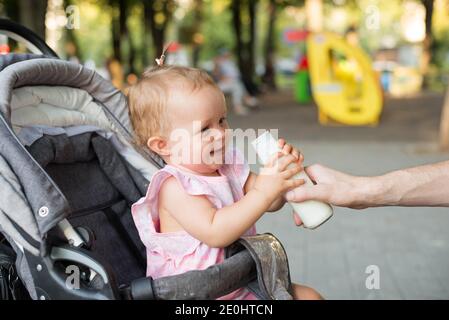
0;56;162;254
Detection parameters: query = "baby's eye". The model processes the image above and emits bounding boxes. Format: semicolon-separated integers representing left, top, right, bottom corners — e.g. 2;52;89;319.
201;126;209;133
219;117;227;125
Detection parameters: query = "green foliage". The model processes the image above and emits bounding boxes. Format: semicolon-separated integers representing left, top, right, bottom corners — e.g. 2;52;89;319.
198;1;235;60
69;0;113;66
433;29;449;71
2;0;449;76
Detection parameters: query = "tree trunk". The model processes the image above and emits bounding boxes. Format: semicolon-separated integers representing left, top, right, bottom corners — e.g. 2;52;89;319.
231;0;243;71
118;0;136;74
18;0;47;40
2;0;20;21
439;85;449;150
421;0;434;89
110;0;121;61
150;9;164;59
262;0;277;90
119;0;127;43
248;0;256;78
231;0;258;95
144;0;173;61
128;30;137;74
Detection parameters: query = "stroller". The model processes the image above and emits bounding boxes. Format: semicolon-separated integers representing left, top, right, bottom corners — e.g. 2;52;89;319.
0;19;293;300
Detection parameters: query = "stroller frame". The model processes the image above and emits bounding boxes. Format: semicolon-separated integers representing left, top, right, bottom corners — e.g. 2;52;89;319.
0;19;293;301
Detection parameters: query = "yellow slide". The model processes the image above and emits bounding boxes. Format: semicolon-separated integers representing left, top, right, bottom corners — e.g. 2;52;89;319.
307;32;383;126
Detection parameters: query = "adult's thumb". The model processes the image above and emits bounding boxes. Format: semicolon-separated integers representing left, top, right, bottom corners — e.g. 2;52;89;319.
286;184;329;203
285;186;311;202
304;164;323;183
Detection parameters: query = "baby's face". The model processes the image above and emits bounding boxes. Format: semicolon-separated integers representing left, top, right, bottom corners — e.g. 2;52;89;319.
165;85;229;175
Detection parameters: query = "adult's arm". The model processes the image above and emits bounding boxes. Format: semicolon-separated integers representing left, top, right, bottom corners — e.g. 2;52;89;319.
285;160;449;209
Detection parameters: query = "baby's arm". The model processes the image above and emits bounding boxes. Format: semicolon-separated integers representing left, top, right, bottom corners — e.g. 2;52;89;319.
245;173;285;212
159;153;304;248
245;139;303;212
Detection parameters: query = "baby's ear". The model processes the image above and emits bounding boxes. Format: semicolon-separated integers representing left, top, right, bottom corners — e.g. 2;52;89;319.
147;136;170;156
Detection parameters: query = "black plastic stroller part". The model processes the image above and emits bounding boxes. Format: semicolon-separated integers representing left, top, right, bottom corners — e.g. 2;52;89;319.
0;242;30;300
0;18;58;57
74;226;95;249
24;245;119;300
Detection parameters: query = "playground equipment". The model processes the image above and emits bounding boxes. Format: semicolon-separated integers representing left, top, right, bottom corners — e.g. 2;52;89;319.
306;32;383;126
294;55;312;104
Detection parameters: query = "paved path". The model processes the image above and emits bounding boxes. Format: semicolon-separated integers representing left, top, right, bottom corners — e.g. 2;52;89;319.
229;91;449;299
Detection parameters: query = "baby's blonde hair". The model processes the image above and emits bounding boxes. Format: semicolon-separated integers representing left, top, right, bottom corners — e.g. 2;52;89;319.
128;65;219;147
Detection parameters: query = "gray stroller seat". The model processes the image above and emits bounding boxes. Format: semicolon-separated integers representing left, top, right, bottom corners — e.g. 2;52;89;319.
0;54;293;300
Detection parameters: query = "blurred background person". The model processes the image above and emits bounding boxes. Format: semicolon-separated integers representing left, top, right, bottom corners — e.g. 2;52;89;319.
106;57;124;90
213;49;258;116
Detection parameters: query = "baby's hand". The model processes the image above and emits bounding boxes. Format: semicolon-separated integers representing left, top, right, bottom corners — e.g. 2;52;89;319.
278;139;306;226
253;143;305;205
278;138;303;163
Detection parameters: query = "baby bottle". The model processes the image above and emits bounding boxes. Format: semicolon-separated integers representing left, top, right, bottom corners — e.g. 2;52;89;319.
252;132;333;229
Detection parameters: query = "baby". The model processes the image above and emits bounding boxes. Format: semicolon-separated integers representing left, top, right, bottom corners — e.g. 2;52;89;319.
128;64;322;300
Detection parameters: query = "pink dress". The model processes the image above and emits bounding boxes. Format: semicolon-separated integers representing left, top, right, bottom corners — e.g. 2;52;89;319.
131;148;258;300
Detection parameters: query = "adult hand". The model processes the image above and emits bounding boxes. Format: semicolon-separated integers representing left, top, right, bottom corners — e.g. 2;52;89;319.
288;160;449;224
286;164;374;210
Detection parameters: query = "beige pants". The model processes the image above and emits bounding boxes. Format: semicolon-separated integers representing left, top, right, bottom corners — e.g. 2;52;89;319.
217;79;246;107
